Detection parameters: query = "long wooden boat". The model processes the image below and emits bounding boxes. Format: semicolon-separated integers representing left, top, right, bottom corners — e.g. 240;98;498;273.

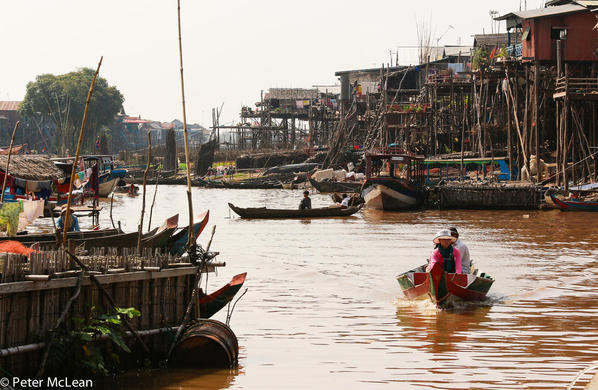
71;214;179;249
168;211;210;255
228;202;363;219
362;147;426;211
201;180;282;189
198;272;247;318
308;178;363;193
396;263;494;308
0;228;122;244
550;193;598;211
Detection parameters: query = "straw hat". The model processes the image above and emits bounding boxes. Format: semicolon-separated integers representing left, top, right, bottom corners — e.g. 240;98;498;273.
60;205;74;215
433;229;456;244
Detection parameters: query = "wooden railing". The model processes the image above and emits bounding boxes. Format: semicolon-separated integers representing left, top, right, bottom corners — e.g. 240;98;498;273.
555;77;598;95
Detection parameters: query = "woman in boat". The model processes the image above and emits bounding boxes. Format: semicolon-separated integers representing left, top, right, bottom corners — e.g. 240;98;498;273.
57;206;80;232
427;229;462;273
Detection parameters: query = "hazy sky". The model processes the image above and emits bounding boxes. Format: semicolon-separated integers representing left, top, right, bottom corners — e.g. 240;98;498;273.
1;0;543;127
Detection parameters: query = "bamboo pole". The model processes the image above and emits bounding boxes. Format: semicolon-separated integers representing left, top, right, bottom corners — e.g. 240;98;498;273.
138;132;151;254
110;192;115;229
147;170;159;231
1;121;20;203
62;57;103;246
534;61;542;183
167;225;216;361
177;0;195;251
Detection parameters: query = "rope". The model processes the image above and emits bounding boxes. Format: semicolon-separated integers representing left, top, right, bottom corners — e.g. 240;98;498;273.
567;361;598;390
542;150;598;184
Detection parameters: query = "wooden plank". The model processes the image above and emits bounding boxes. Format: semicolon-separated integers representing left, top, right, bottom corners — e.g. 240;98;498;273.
0;267;203;295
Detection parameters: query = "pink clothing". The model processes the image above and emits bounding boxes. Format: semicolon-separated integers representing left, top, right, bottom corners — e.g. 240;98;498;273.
427;247;462;273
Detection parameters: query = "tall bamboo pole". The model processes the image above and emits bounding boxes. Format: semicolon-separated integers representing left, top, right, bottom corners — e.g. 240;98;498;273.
62;57;103;246
147;171;159;232
1;121;20;203
177;0;194;251
138;132;151;254
534;61;542;183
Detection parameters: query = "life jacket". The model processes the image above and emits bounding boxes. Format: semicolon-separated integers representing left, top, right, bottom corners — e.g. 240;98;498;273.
438;246;456;273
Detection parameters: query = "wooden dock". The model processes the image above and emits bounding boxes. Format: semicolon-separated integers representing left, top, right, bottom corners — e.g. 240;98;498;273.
0;248;223;376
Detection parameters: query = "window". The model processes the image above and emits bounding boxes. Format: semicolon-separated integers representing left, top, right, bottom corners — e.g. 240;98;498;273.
551;27;567;40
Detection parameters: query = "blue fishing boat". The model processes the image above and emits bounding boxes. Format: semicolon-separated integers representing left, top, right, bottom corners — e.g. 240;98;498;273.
550;193;598;211
361;147;425;210
168;210;210;255
53;155;127;197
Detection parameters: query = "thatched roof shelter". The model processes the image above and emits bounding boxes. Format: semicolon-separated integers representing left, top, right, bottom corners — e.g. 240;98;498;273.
0;155;66;181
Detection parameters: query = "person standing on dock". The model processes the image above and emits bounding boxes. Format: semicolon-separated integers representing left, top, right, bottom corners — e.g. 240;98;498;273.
427;229;462;273
299;190;312;210
449;227;470;274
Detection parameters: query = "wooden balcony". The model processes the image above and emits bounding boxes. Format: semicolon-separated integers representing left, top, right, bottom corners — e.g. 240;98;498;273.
554;77;598;100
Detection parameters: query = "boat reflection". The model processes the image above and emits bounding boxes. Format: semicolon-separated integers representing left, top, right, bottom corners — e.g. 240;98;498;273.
395;300;492;354
113;367;241;390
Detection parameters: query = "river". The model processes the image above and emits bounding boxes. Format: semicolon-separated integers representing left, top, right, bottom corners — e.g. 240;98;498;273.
40;186;598;389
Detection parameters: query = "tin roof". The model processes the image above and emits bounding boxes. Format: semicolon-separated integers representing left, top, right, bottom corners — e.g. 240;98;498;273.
496;3;585;21
0;101;21;111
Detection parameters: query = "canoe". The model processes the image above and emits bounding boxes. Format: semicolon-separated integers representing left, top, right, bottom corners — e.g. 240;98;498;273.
396;263;494;308
228;202;363;219
198;272;247;318
72;214;179;249
0;228;121;244
550;193;598;211
168;211;210;255
309;178;363;193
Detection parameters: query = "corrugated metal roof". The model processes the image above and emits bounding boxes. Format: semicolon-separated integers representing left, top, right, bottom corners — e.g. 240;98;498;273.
0;101;21;111
576;0;598;8
267;88;319;100
444;46;473;56
496;3;585;21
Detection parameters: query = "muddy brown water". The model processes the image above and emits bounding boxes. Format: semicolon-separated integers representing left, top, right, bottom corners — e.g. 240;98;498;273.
29;186;598;389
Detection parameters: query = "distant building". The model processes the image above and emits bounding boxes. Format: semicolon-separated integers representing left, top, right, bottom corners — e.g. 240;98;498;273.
0;101;21;145
496;1;598;62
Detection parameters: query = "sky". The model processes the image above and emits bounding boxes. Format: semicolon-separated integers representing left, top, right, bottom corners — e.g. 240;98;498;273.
1;0;545;127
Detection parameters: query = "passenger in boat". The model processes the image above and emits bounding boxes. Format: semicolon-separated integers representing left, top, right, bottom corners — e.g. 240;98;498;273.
340;194;351;208
299;190;312;210
427;229;462;273
57;207;80;232
449;227;471;274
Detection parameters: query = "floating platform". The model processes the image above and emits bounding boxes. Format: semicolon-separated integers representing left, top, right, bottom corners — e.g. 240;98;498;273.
434;182;542;210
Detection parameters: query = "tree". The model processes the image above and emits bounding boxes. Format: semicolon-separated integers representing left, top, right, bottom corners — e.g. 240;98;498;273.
20;68;124;155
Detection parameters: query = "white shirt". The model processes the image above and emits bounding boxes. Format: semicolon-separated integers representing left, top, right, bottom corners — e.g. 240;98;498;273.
453;238;471;273
341;197;351;207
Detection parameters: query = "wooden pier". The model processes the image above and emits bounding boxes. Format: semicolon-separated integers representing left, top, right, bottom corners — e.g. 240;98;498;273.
0;248;223;376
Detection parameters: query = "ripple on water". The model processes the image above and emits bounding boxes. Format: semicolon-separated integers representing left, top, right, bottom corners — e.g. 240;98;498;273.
24;188;598;390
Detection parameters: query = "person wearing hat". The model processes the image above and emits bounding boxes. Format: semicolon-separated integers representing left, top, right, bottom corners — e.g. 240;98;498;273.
299;190;312;210
427;229;462;273
57;206;80;232
449;227;471;274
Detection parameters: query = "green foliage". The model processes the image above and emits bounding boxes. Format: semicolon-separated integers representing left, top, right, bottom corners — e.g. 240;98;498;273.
46;306;141;377
19;68;124;155
472;47;490;71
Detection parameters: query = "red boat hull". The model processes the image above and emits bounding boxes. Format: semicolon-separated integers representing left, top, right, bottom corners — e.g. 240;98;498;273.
397;264;494;308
